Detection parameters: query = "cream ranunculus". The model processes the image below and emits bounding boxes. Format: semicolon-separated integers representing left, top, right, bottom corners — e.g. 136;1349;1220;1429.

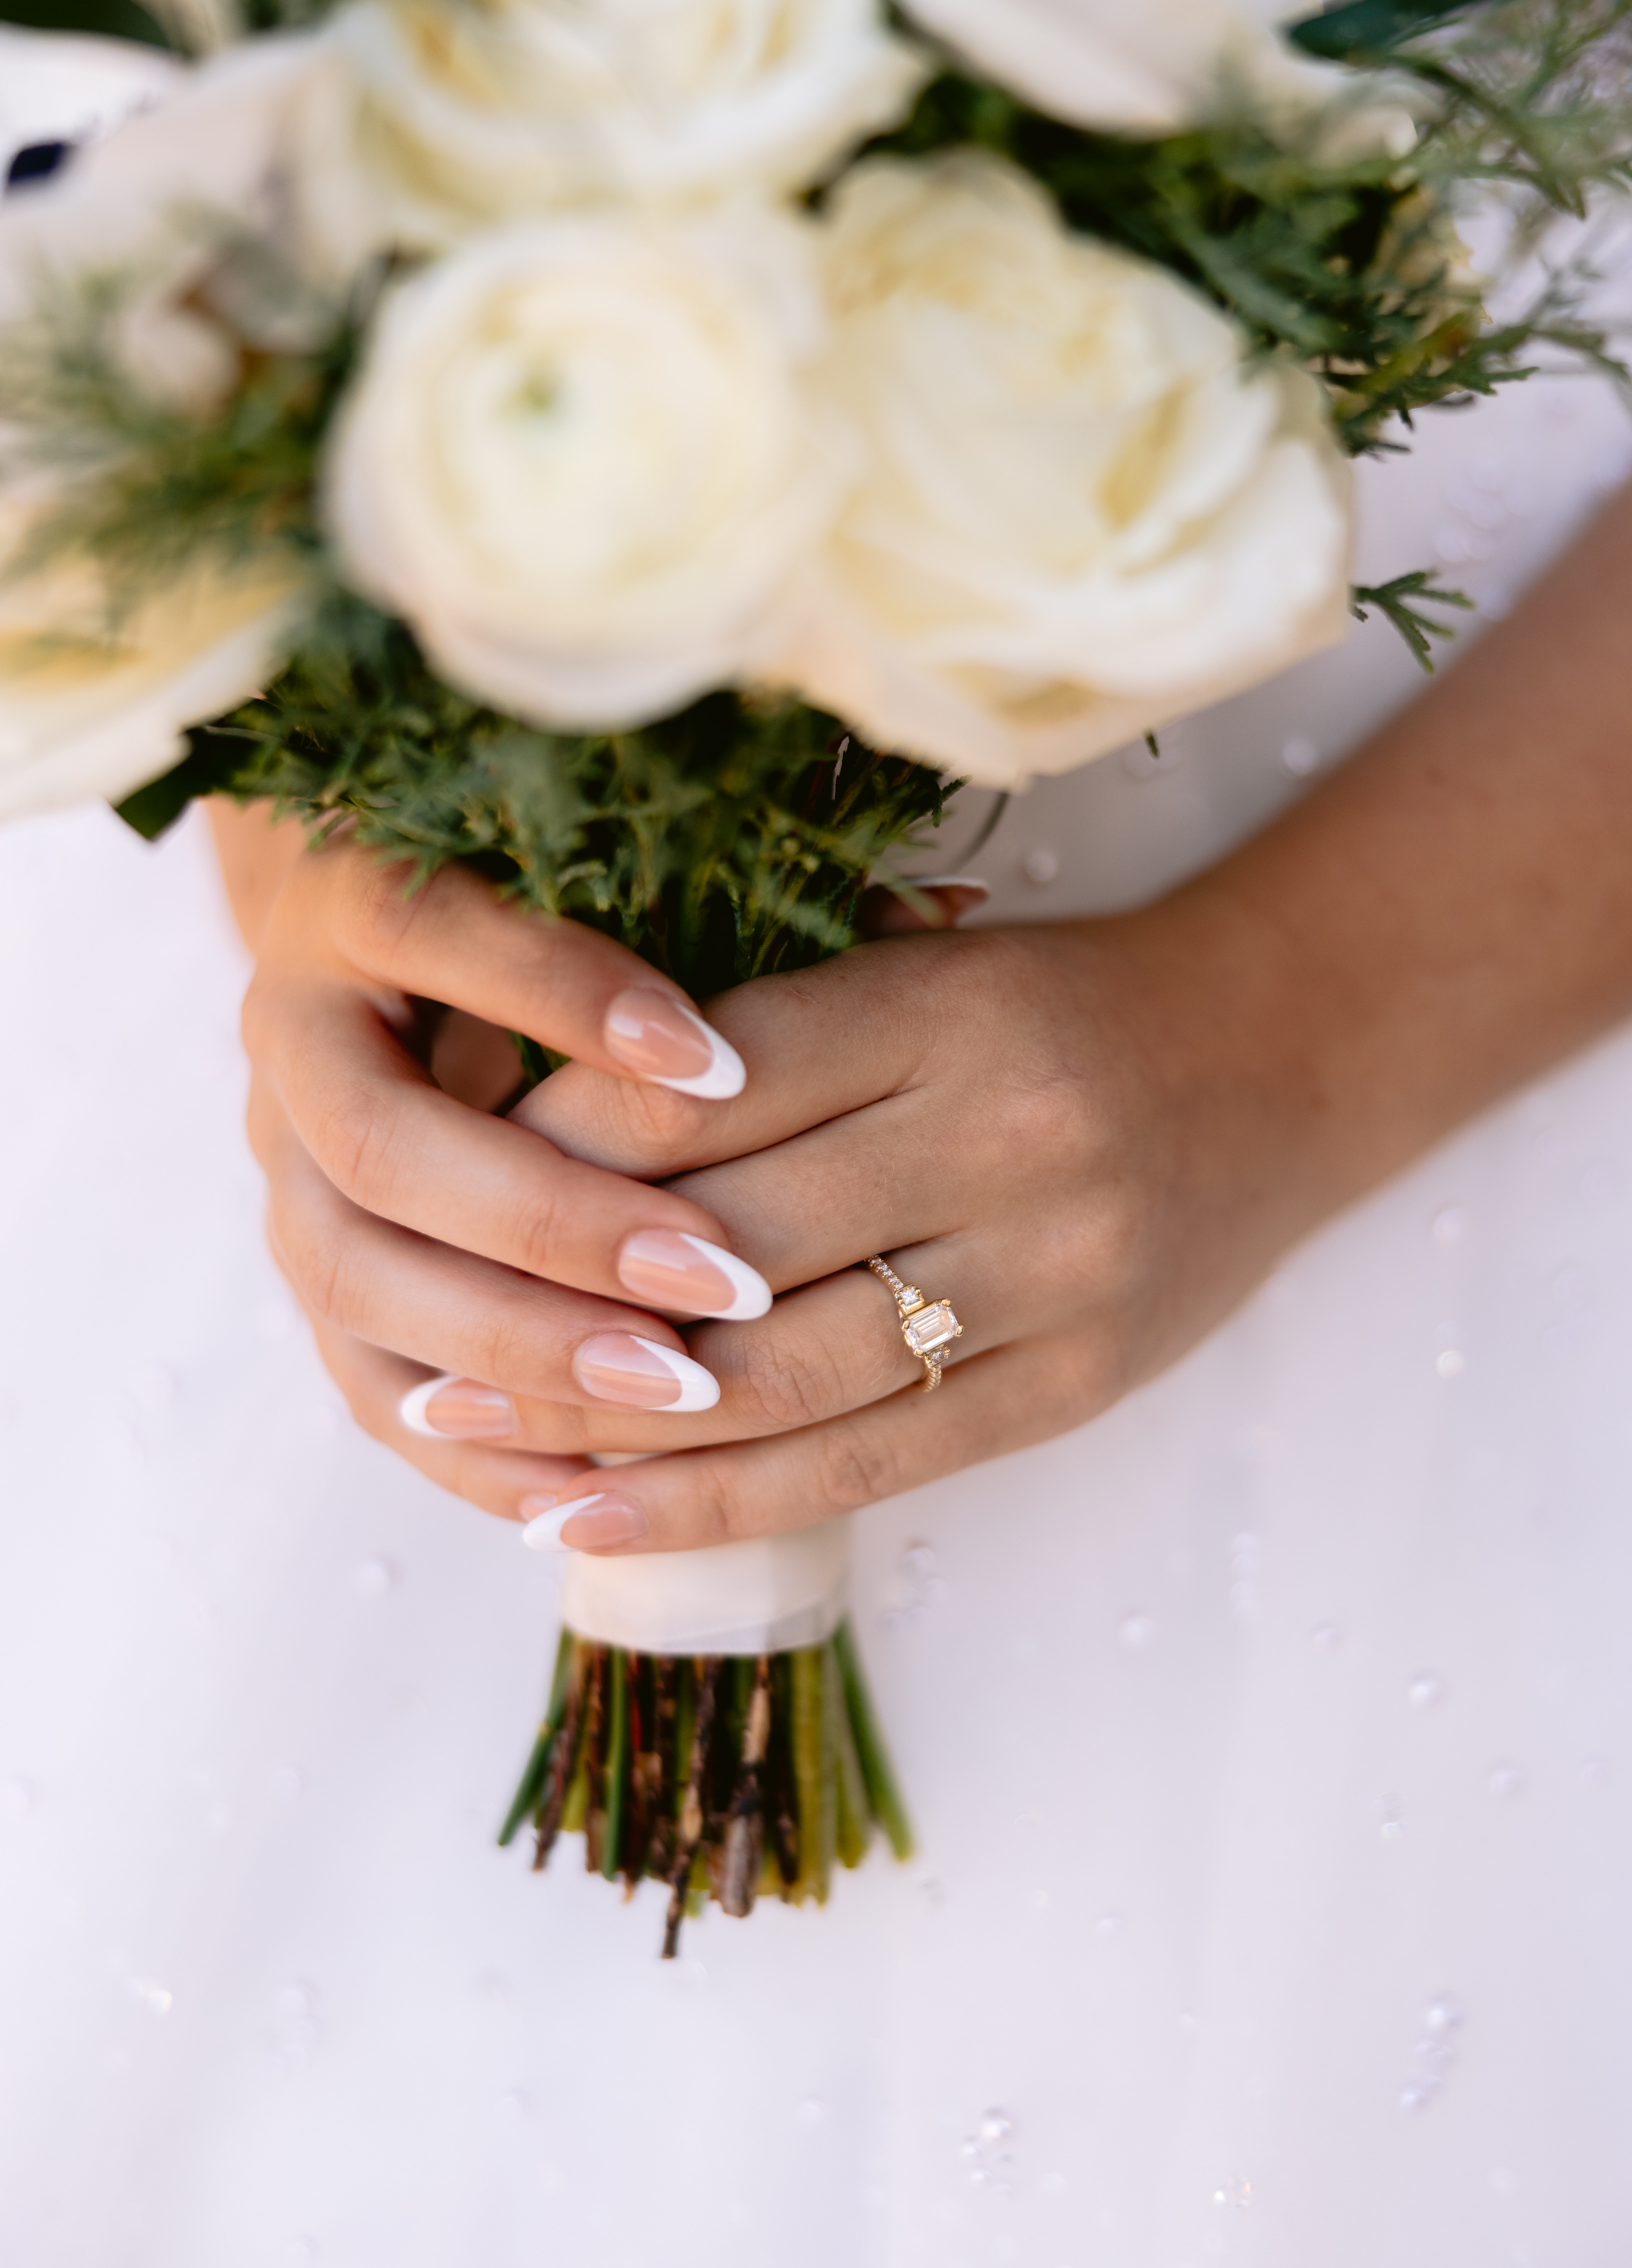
324;209;846;730
769;153;1351;788
901;0;1359;137
0;40;346;821
0;504;304;821
325;0;926;250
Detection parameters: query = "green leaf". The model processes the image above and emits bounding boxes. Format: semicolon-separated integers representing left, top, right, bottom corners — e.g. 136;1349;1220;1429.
110;725;251;841
0;0;170;48
1286;0;1478;62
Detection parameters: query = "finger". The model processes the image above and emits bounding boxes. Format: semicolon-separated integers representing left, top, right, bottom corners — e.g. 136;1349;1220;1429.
516;1332;1108;1555
855;877;991;937
406;1264;921;1459
254;1089;733;1414
512;927;989;1180
408;1233;1065;1461
272;842;744;1096
308;1315;594;1523
251;980;769;1310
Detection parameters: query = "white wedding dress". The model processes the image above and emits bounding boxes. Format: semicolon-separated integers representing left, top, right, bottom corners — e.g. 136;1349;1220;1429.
6;41;1632;2268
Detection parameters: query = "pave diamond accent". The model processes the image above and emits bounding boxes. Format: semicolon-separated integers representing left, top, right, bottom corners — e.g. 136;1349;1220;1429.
902;1301;960;1355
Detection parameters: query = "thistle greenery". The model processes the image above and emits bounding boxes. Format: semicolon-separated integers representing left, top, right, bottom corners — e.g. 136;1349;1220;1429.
120;588;952;1000
0;262;354;603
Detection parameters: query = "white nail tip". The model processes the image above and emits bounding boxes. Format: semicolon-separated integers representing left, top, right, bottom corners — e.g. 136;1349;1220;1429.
649;1006;746;1101
630;1335;721;1412
521;1494;605;1553
398;1374;460;1438
679;1235;772;1321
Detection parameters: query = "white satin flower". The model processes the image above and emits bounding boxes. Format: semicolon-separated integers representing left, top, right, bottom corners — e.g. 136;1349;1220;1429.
0;40;347;821
771;154;1351;788
901;0;1372;138
325;0;926;250
0;511;303;821
324;208;847;731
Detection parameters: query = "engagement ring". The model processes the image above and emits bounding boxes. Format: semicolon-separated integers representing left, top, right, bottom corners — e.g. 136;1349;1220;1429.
866;1255;964;1392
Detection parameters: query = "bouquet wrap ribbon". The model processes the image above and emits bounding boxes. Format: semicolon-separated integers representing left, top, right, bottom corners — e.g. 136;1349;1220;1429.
559;1520;852;1656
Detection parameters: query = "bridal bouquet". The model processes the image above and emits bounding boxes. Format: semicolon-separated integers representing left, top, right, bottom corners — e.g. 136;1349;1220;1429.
2;0;1627;1951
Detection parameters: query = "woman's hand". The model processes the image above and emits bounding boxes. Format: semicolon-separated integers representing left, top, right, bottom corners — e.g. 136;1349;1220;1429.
221;481;1632;1553
406;477;1632;1554
230;822;783;1519
462;898;1331;1549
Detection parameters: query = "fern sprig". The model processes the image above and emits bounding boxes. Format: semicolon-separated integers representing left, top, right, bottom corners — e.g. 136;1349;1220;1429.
1351;569;1476;668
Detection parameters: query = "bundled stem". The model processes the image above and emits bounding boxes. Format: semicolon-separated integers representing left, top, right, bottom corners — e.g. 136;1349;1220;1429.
500;1621;911;1957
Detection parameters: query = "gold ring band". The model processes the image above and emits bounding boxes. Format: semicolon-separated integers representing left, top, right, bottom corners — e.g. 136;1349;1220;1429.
866;1255;964;1392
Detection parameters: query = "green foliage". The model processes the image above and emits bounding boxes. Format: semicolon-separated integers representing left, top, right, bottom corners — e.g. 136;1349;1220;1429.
1351;568;1476;667
0;0;169;47
1402;0;1632;219
1287;0;1480;63
161;591;951;998
0;265;354;603
871;0;1632;454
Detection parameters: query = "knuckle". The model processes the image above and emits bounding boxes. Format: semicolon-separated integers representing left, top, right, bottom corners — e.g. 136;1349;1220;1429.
239;973;273;1063
813;1424;903;1515
720;1331;845;1432
519;1061;707;1176
510;1183;574;1281
332;844;432;966
681;1468;740;1546
273;1208;347;1327
467;1304;545;1398
304;1083;402;1211
609;1077;712;1166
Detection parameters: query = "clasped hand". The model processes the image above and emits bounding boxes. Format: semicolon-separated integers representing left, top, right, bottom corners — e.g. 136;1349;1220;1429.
243;832;1321;1554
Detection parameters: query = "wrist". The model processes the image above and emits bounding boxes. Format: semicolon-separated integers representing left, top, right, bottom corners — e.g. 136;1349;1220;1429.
1080;878;1374;1268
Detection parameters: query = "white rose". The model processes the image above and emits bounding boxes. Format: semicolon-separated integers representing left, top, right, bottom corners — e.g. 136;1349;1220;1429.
901;0;1366;138
325;0;926;250
324;209;846;731
0;40;339;821
0;519;303;821
770;155;1350;788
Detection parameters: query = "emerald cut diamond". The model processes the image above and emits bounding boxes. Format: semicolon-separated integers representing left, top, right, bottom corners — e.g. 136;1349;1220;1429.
902;1301;960;1356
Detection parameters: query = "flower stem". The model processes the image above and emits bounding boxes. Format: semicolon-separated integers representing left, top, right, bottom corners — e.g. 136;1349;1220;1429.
833;1618;914;1860
662;1657;722;1959
497;1625;573;1847
601;1646;629;1884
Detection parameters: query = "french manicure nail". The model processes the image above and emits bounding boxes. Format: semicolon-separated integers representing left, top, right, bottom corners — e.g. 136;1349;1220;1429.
617;1229;772;1321
520;1492;648;1553
572;1331;721;1413
399;1375;516;1439
603;987;744;1100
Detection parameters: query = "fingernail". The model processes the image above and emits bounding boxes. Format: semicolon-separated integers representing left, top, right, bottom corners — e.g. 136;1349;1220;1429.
399;1374;515;1439
520;1491;648;1553
603;987;744;1099
617;1229;772;1321
907;873;991;896
572;1331;721;1413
